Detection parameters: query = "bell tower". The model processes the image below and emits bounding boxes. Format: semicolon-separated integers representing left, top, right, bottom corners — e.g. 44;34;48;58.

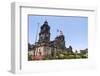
38;21;50;43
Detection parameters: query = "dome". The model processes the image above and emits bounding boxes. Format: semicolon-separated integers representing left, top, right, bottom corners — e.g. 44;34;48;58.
44;20;48;24
41;20;50;30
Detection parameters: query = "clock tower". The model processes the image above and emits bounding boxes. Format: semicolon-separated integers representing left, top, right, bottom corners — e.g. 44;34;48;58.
38;20;50;44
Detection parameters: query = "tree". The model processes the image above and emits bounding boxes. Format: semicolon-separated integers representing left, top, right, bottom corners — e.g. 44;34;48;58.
28;43;32;50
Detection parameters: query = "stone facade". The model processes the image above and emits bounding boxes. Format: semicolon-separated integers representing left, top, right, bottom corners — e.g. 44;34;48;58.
28;20;73;60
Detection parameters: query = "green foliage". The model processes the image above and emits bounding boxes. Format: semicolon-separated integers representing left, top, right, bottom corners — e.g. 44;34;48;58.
50;50;88;59
29;49;88;60
28;55;32;61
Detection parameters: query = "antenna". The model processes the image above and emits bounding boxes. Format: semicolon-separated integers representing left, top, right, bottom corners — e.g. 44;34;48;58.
35;22;40;44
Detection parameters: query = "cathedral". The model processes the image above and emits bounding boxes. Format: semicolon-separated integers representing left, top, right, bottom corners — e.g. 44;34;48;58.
28;20;73;60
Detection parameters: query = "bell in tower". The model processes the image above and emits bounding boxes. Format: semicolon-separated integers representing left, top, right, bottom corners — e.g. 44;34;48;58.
38;20;50;43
